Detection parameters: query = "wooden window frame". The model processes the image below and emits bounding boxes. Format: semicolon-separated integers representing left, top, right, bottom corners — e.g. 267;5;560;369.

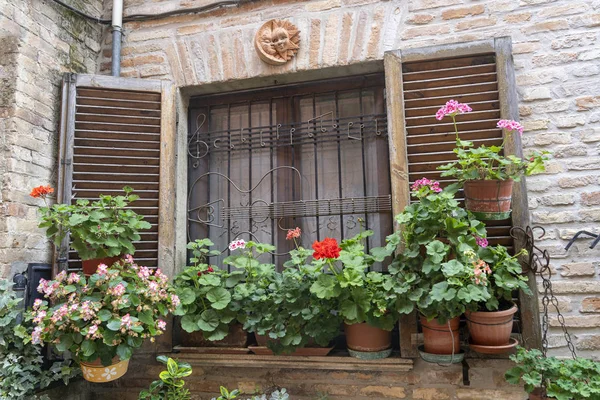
384;37;542;357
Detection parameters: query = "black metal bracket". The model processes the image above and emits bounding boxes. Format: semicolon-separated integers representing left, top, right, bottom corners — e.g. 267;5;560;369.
564;230;600;251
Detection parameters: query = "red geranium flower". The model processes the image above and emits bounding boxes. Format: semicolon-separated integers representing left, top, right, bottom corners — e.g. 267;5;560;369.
312;238;341;260
30;185;54;198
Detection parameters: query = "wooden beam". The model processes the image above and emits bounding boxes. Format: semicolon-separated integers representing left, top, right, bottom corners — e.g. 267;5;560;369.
384;50;418;358
76;74;162;92
495;36;542;350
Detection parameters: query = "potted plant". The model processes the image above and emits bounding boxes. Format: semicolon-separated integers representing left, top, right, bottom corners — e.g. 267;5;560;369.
27;257;180;382
138;356;192;400
259;230;342;355
172;239;247;348
435;100;549;220
465;244;532;353
31;185;151;275
0;279;79;399
309;230;402;359
221;239;279;349
505;347;600;399
390;179;491;358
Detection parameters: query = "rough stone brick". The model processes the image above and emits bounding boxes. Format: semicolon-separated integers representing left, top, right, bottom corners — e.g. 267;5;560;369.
550;315;600;328
442;5;484;20
532;211;577;224
412;388;452;400
576;96;600;110
539;194;576;206
359;386;406;398
576;335;600;350
558;175;596;188
504;12;532;23
408;0;462;11
523;20;569;34
560;262;595;277
581;192;600;206
305;0;341;12
513;41;541;54
567;158;600;170
547;281;600;294
582;297;600;312
554;145;588;158
402;24;451;39
407;14;435;25
581;208;600;222
538;296;572;312
456;389;524;400
523;119;549;131
539;3;591;18
554;115;586;128
456;17;497;31
522;87;553;102
533;132;572;145
532;52;579;66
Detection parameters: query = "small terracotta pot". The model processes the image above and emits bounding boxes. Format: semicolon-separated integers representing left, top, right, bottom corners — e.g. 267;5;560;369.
420;315;460;355
529;387;548;400
344;322;392;352
463;179;513;213
81;256;122;276
254;332;270;346
80;357;129;383
466;304;517;347
181;323;248;347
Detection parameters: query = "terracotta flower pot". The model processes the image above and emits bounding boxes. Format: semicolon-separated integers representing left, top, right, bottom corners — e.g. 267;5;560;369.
181;323;248;347
466;304;517;347
81;256;121;276
463;179;513;217
254;332;270;347
80;357;129;383
529;387;548;400
344;322;391;352
420;315;460;355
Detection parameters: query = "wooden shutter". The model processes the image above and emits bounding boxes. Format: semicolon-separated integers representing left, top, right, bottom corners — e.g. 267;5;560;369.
56;74;176;276
384;37;541;357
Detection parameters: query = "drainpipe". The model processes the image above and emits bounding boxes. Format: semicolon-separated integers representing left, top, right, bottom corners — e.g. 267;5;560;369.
111;0;123;77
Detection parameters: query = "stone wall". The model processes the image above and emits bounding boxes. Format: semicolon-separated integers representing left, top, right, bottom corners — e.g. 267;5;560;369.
98;0;600;359
0;0;106;278
90;354;526;400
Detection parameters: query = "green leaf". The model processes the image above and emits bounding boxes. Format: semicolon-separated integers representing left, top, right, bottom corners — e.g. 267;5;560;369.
97;309;112;321
167;358;178;376
207;287;231;310
178;288;196;305
117;343;133;360
107;319;122;331
441;260;464;277
310;274;341;299
81;339;96;357
180;315;198;333
197;309;220;332
138;310;154;325
68;214;89;226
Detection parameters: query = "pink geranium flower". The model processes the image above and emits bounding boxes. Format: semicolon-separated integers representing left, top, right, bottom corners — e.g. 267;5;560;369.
435;100;472;120
497;119;524;135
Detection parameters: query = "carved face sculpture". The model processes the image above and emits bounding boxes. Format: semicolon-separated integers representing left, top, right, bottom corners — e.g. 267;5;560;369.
255;19;300;65
271;27;290;54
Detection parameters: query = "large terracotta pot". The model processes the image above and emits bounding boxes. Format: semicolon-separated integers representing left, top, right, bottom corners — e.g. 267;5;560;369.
80;357;129;383
344;322;391;352
420;315;460;355
466;304;517;347
463;179;513;216
181;323;248;347
81;256;121;276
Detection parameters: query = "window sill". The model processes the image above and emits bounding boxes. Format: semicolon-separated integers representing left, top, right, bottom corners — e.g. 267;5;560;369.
173;346;413;372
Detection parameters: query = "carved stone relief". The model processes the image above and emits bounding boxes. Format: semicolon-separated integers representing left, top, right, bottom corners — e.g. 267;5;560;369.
254;19;300;65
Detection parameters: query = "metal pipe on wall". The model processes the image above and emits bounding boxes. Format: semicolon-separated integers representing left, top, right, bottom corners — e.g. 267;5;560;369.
111;0;123;77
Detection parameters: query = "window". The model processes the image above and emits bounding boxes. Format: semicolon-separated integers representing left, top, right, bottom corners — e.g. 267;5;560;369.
187;74;393;269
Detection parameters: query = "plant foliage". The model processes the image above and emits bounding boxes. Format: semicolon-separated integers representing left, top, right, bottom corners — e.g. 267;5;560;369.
0;279;78;399
36;186;151;260
506;347;600;400
27;258;179;366
138;356;192;400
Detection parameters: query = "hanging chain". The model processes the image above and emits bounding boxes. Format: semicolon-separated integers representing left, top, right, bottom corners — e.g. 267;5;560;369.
510;226;577;359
